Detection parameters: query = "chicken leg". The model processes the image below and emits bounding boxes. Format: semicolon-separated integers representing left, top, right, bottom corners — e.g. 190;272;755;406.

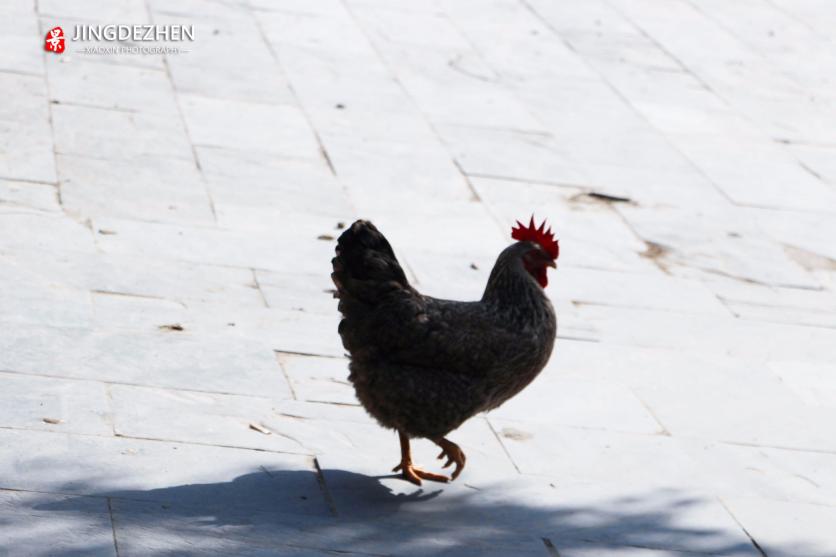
434;437;466;480
392;431;449;485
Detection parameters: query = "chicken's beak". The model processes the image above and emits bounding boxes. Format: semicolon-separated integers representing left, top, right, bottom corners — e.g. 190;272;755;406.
545;259;557;269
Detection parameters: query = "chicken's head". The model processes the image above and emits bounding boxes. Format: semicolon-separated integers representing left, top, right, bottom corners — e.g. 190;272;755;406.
511;216;559;288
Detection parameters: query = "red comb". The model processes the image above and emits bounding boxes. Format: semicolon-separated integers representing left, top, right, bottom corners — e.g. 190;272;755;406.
511;216;559;260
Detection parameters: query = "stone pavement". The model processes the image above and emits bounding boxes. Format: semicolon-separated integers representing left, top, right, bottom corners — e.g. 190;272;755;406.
2;0;836;555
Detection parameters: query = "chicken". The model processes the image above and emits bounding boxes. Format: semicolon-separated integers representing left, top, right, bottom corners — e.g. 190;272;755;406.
331;217;558;485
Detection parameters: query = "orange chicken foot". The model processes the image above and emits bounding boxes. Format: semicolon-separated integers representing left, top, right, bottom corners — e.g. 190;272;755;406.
392;431;449;485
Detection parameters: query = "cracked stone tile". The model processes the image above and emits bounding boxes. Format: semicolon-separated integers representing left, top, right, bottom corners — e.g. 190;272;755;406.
0;322;292;398
363;201;505;261
665;135;836;212
722;496;836;557
489;373;662;435
255;270;338;314
111;496;546;557
680;440;836;508
1;248;265;308
488;419;700;489
109;384;304;453
0;253;92;328
555;266;729;315
180;94;321;159
707;278;836;328
0;428;327;516
609;0;833;145
571;303;836;364
441;0;595;83
0;372;111;436
52;103;193;162
437;124;589;186
767;360;836;409
0;12;43;76
92;215;336;274
158;17;296;105
537;484;761;556
318;130;475;207
354;32;540;129
554;328;836;450
196;146;351;227
790;144;836;186
556;547;727;557
0;73;56;184
746;206;836;263
87;297;344;358
0;490;117;557
582;161;730;210
401;249;498;302
141;303;343;357
472;177;660;274
615;203;819;288
37;0;149;23
0;209;96;253
58;154;215;225
46;57;175;111
91;291;188;330
0;180;60;212
277;353;355;405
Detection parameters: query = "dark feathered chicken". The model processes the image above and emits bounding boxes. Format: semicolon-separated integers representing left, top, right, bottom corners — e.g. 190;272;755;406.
331;218;558;485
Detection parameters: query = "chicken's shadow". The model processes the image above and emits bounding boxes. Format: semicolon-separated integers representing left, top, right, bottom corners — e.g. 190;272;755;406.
25;467;828;556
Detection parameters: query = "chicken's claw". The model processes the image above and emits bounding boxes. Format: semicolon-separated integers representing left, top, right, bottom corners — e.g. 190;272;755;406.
436;449;453;468
435;438;467;480
392;461;449;486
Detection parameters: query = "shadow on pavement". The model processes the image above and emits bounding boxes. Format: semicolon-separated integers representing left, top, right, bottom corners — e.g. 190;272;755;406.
20;467;822;556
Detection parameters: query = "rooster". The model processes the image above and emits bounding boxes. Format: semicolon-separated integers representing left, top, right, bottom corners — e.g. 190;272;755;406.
331;217;558;485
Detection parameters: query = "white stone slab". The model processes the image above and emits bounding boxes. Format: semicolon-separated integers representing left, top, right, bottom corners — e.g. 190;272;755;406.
0;428;326;516
0;490;116;557
616;203;819;288
91;291;189;330
488;419;699;489
767;361;836;409
489;374;662;435
0;14;43;76
277;353;355;405
255;270;338;314
92;215;336;274
0;372;111;436
707;278;836;328
109;384;305;453
0;253;92;328
0;322;292;398
195;146;351;227
0;180;60;212
0;73;56;184
556;266;728;315
437;123;589;186
1;248;265;308
52;103;193;162
472;177;660;274
723;496;836;557
681;440;836;507
0;209;96;253
160;18;296;105
38;0;149;24
46;59;176;113
180;94;321;160
57;154;216;225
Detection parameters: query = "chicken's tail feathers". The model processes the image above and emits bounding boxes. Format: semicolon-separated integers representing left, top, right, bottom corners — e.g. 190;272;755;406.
331;219;411;306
